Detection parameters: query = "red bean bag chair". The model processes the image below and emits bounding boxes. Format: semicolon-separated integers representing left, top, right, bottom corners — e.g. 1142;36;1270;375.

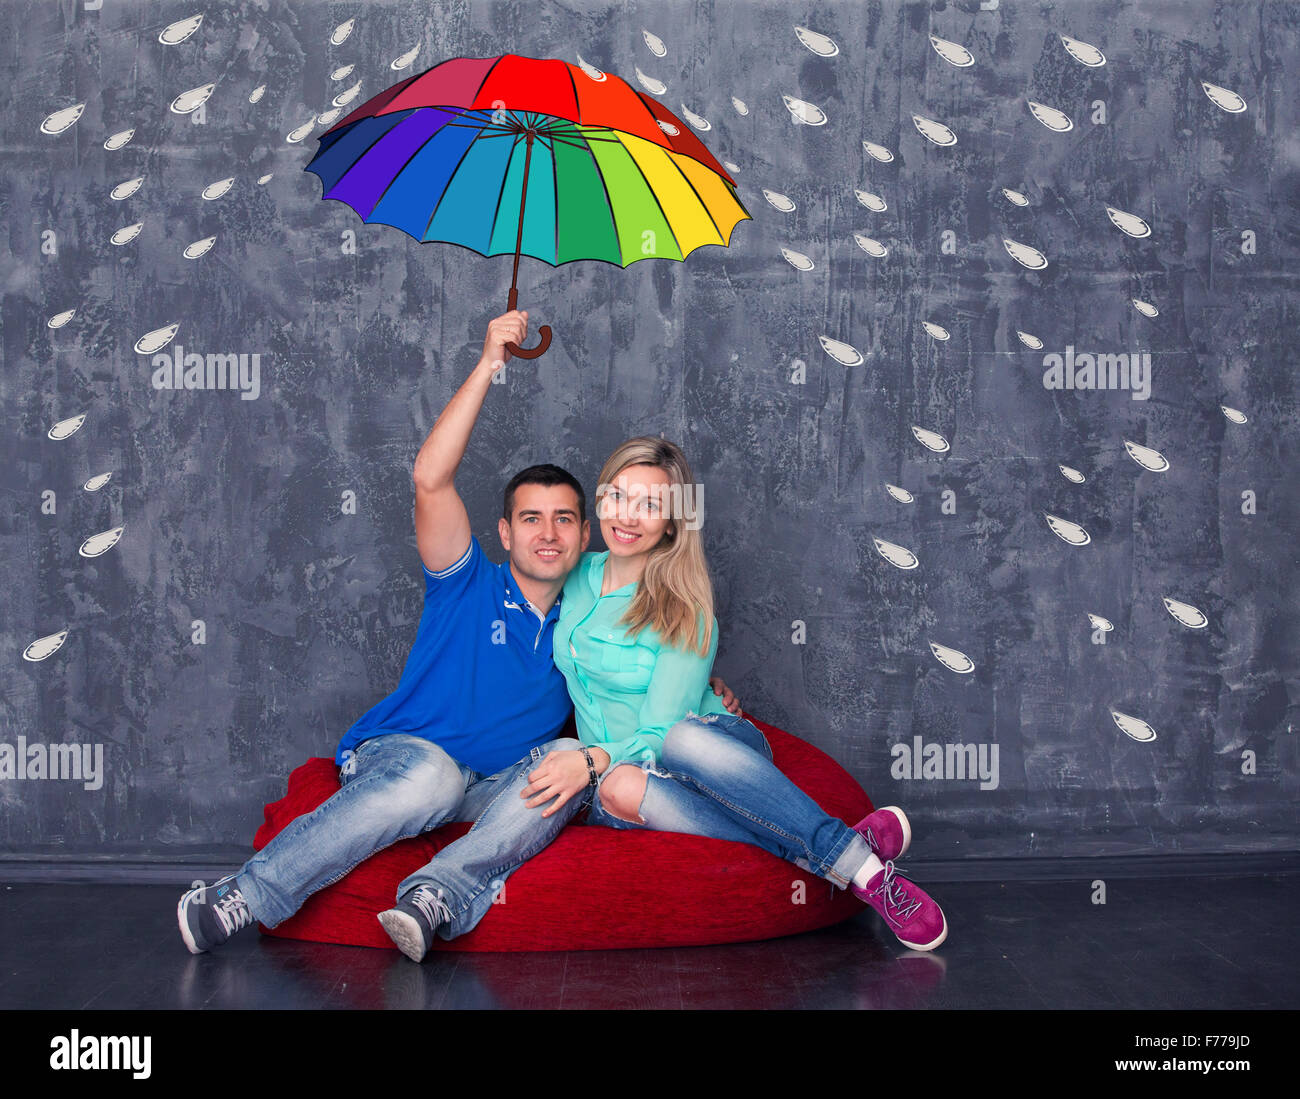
253;717;873;951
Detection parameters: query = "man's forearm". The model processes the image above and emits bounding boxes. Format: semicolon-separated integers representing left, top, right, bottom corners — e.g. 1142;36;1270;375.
413;356;498;489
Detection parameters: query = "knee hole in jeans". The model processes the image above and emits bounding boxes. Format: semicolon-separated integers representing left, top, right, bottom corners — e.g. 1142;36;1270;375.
598;763;649;824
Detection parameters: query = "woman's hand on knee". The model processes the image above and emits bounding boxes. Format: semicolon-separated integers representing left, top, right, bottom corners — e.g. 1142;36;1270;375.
521;749;590;818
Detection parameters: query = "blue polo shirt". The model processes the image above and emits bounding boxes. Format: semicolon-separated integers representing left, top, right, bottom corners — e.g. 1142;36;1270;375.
333;536;573;776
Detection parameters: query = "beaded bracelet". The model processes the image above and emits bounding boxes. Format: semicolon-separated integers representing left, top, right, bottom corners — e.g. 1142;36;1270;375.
578;746;598;787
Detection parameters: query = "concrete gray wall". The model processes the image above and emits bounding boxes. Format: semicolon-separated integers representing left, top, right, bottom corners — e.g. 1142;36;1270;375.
2;0;1296;863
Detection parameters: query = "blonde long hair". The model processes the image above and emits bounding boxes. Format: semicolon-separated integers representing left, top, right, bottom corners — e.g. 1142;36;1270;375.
596;437;714;656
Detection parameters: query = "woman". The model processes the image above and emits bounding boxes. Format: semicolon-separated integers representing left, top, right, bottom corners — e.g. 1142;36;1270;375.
524;436;947;951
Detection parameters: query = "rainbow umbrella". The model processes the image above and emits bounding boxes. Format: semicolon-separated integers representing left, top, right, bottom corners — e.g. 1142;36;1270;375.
305;53;751;358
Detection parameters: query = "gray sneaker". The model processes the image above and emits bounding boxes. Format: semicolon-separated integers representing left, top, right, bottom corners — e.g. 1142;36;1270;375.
178;876;255;954
377;885;449;962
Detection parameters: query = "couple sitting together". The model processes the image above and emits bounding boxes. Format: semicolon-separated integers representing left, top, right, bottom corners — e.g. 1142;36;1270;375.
178;309;948;959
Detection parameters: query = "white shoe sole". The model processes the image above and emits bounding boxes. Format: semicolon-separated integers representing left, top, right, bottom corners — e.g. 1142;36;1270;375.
878;805;913;859
177;890;205;955
902;911;948;952
378;910;428;962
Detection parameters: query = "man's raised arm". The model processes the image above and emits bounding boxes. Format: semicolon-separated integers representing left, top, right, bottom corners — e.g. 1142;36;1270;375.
412;310;529;574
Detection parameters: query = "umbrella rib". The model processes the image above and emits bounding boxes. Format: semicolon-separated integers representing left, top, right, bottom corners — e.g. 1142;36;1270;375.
611;133;687;261
660;147;725;245
420;129;519;243
484;132;528;256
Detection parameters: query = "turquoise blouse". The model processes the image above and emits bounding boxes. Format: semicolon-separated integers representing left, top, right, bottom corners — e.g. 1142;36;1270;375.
552;551;727;769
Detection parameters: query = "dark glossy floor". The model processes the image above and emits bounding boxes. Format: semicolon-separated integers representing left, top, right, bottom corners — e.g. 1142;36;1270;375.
1;873;1294;1009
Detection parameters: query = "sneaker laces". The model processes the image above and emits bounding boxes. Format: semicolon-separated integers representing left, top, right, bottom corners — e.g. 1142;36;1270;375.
408;886;450;930
868;861;922;925
212;887;254;936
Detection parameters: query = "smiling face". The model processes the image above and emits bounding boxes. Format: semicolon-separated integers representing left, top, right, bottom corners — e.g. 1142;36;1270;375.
498;482;589;586
597;464;674;561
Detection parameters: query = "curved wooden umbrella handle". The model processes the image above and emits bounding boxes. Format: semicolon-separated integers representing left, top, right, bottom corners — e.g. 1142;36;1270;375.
505;325;552;360
505;288;552;359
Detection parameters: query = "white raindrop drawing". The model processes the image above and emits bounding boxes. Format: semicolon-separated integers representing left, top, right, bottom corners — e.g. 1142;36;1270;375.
1043;512;1090;546
855;190;887;212
110;223;143;246
333;81;362;107
183;235;217;259
656;120;679;137
1163;597;1208;629
1017;330;1043;350
1106;205;1151;238
863;141;894;163
257;173;274;185
1123;440;1169;472
47;308;75;329
170;82;215;114
576;53;605;82
723;161;740;174
391;44;421;70
854;234;888;258
762;189;795;212
330;18;355;46
104;129;135;151
885;484;914;503
249;85;266;104
287;119;316;143
922;321;950;341
41;103;84;135
873;537;919;570
731;96;749;116
1059;33;1106;67
847;231;889;257
930;642;975;673
1112;710;1156;743
1201;80;1247;113
635;68;666;95
84;472;113;492
911;425;950;453
913;114;957;146
1002;188;1029;207
1132;298;1159;318
134;323;179;355
23;629;69;663
48;413;87;440
929;35;974;68
1004;238;1048;270
1087;614;1114;632
819;336;864;367
331;64;355;81
110;177;145;200
201;177;234;200
783;95;827;126
794;26;839;57
1059;464;1086;483
781;247;814;271
159;13;203;45
317;108;342;126
642;28;667;57
680;104;711;131
80;526;125;559
1221;405;1247;424
1027;100;1073;132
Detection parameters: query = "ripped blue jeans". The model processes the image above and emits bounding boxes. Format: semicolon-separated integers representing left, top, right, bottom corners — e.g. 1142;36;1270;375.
585;713;871;888
235;733;587;939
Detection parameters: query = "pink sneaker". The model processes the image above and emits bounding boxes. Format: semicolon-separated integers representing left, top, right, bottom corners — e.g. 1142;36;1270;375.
853;805;912;861
852;861;948;951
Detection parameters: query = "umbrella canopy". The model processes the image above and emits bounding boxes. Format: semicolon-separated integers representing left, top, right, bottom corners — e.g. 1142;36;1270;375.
304;53;751;356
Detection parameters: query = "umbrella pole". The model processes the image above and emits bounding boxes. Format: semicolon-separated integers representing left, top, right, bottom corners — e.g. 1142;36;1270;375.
504;130;552;359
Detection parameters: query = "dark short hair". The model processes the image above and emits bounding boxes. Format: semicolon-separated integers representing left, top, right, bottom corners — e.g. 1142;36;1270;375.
503;464;586;523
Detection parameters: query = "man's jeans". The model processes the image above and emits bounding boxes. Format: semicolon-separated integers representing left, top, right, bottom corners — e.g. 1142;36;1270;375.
586;713;871;888
235;733;587;940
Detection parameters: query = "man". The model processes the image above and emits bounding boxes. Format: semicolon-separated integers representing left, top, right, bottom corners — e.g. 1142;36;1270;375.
177;310;738;962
